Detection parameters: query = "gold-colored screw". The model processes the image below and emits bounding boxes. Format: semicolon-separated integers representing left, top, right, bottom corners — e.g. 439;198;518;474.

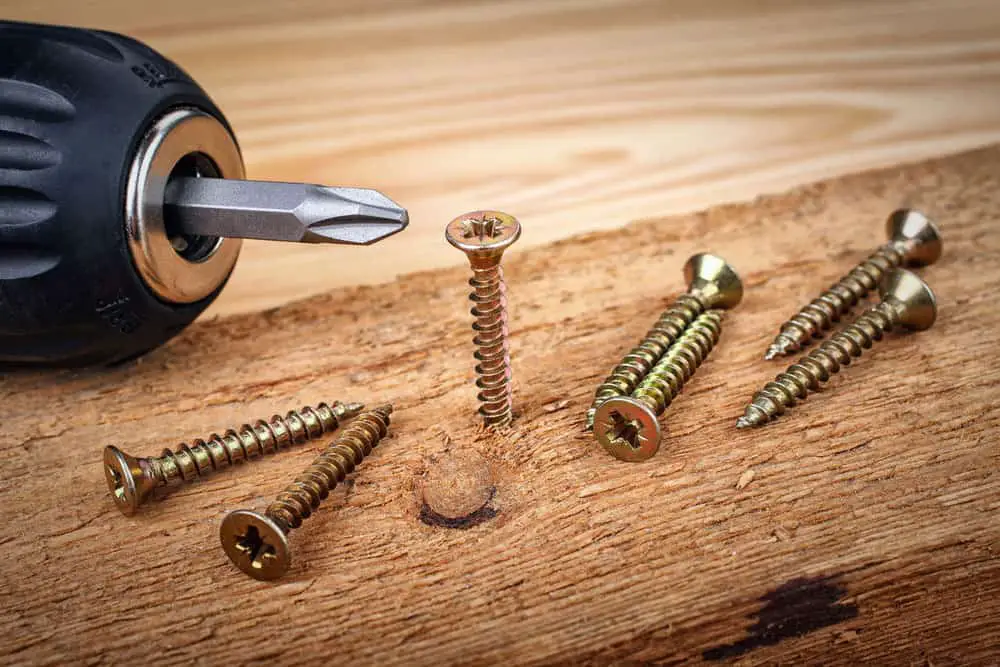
594;310;724;462
104;401;363;516
220;405;392;581
586;253;742;429
764;209;941;359
740;269;936;428
445;210;521;428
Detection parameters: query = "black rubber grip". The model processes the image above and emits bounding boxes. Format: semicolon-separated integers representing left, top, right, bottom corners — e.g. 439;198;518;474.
0;21;237;366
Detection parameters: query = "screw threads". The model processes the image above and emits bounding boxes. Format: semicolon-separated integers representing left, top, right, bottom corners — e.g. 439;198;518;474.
154;402;360;485
765;242;906;359
633;310;723;416
469;264;514;427
741;303;899;427
446;210;521;429
265;405;392;533
586;292;707;429
104;401;364;516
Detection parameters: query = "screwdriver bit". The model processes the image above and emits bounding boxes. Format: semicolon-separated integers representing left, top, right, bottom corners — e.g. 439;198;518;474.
164;177;409;245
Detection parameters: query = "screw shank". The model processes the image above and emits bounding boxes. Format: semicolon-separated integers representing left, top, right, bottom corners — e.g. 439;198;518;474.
742;302;900;427
633;310;723;417
265;406;392;533
766;242;907;358
587;291;707;429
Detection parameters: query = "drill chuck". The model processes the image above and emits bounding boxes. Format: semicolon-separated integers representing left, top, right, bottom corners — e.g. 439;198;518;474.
0;21;242;365
125;107;244;304
0;21;407;367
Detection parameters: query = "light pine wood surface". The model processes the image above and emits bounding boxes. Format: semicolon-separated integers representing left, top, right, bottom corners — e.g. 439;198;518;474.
1;147;998;665
3;0;1000;315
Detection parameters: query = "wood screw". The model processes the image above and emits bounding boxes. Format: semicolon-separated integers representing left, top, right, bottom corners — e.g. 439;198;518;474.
586;253;742;429
445;211;521;428
765;209;941;359
741;269;936;427
104;401;363;516
220;405;392;581
594;309;724;462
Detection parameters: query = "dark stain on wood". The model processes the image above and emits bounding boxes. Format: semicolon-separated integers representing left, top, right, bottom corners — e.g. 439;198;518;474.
418;500;498;529
703;575;859;660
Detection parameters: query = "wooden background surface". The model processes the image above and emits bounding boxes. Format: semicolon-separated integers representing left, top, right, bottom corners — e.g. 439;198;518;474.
2;146;998;664
3;0;1000;315
3;1;1000;665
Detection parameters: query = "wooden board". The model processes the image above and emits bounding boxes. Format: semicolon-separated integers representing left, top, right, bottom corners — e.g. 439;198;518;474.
4;0;1000;315
2;147;998;665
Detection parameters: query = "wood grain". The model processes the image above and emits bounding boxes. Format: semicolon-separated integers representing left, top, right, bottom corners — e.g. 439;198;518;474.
1;147;998;665
4;0;1000;315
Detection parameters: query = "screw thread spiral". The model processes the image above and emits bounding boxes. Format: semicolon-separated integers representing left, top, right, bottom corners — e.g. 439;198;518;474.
766;242;906;359
741;303;899;427
265;405;392;533
468;263;514;427
154;402;361;485
586;292;707;428
632;310;723;416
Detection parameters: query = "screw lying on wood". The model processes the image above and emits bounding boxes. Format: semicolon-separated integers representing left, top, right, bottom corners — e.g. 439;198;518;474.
220;405;392;581
594;310;724;462
741;269;936;428
104;401;363;516
446;211;521;428
586;253;742;430
764;209;941;360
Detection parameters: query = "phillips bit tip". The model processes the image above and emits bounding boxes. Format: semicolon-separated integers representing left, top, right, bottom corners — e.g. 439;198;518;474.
163;177;408;246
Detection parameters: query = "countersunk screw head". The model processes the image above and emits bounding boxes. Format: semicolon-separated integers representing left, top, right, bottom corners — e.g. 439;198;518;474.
887;209;942;267
220;509;291;581
684;253;744;310
593;396;662;462
880;268;937;331
445;210;521;263
103;445;157;516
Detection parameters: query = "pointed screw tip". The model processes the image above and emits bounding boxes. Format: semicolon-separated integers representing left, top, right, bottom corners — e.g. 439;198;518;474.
338;402;366;416
735;416;753;429
765;340;792;359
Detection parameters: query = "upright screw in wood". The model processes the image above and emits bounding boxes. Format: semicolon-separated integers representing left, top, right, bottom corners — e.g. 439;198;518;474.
740;269;936;428
595;310;725;462
586;253;742;429
220;405;392;581
104;401;363;516
764;209;941;359
446;211;521;428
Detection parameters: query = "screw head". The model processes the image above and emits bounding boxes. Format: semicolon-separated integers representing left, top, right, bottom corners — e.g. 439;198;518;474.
220;510;291;581
886;209;942;267
445;211;521;262
103;445;155;516
684;253;743;309
593;397;662;462
879;269;937;331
